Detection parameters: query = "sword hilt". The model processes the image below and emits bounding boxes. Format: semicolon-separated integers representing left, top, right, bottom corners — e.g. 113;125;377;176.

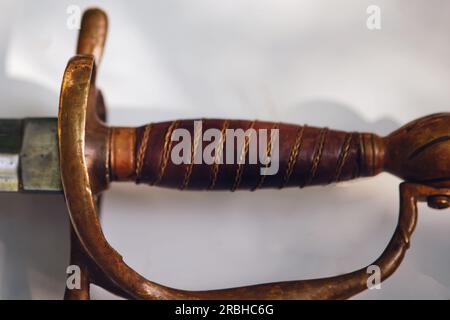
109;120;383;190
58;8;450;301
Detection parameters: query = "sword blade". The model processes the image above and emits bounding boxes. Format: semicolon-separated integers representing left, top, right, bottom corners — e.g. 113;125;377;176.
0;118;62;192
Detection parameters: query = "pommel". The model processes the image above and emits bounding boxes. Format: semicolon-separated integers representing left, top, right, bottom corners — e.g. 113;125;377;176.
383;113;450;187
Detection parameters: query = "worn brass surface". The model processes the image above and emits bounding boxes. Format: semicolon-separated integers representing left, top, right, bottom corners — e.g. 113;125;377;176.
76;7;107;67
110;127;136;181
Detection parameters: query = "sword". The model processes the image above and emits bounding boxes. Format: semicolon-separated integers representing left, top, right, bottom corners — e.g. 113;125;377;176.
2;8;449;300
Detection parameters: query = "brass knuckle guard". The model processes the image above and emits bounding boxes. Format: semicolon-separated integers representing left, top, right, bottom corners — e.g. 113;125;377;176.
58;8;450;300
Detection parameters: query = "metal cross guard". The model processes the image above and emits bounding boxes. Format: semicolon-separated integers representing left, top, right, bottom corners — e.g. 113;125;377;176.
1;8;450;300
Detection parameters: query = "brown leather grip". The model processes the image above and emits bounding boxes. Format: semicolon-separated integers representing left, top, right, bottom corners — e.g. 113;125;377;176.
109;119;383;190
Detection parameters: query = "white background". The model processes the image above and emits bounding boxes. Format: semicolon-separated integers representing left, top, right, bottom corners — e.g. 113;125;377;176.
0;0;450;299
